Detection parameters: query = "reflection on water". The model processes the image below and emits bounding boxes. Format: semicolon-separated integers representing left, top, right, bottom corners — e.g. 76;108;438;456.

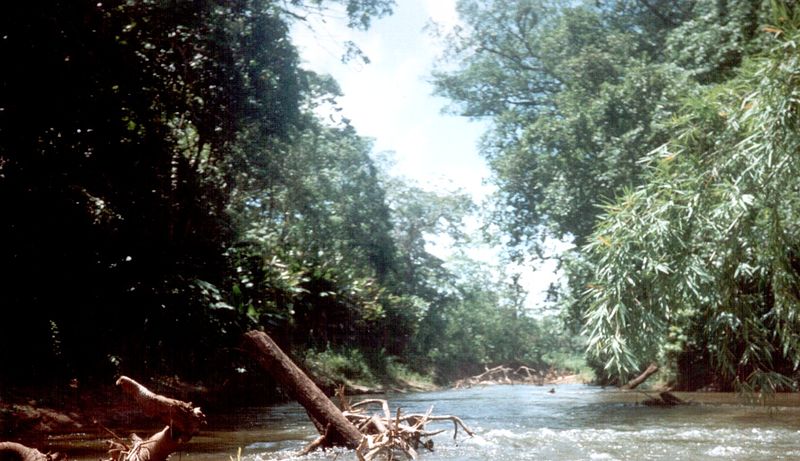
39;385;800;461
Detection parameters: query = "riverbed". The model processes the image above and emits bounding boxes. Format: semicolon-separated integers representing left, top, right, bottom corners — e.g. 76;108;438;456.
37;384;800;460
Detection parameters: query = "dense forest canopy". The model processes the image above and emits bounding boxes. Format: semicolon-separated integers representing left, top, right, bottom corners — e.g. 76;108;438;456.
0;0;576;397
3;0;798;397
435;0;800;391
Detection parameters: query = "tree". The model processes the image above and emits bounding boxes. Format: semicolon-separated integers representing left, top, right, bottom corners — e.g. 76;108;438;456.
671;1;771;80
0;0;392;383
434;1;688;256
227;111;401;350
584;1;800;390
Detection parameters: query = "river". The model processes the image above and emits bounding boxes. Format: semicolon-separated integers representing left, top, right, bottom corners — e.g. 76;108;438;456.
43;384;800;460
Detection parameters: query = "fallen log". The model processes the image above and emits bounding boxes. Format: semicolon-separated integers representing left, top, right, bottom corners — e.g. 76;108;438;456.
659;391;685;405
109;376;206;461
243;331;475;459
116;376;205;439
242;330;363;448
108;427;180;461
622;363;659;390
0;442;56;461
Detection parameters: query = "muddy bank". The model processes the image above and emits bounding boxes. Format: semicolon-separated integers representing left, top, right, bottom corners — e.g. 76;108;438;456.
0;374;437;441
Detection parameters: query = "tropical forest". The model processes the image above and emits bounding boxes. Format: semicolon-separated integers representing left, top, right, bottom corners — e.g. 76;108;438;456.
3;1;800;460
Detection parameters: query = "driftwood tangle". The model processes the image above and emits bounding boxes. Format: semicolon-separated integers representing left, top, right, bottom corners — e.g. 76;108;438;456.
453;364;554;388
243;330;474;460
337;389;475;461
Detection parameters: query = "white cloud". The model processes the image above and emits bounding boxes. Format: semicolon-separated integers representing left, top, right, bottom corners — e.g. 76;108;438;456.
421;0;461;30
294;3;491;199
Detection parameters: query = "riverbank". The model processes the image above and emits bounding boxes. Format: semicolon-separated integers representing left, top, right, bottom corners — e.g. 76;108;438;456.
0;371;587;439
6;369;789;443
0;372;436;440
14;384;800;461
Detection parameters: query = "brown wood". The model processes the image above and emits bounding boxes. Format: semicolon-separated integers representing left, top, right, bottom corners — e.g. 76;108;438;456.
116;376;205;438
641;391;686;406
622;363;659;390
242;330;363;448
112;377;205;461
0;442;52;461
659;391;685;405
121;426;181;461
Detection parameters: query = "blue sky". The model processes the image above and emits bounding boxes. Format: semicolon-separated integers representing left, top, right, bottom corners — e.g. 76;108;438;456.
290;0;568;309
291;0;494;200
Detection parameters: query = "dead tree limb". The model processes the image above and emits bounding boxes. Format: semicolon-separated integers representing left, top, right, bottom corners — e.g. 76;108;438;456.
514;366;537;379
0;442;54;461
639;391;687;407
473;365;512;382
622;363;659;390
111;377;206;461
116;376;205;438
118;427;181;461
659;391;685;405
242;330;363;448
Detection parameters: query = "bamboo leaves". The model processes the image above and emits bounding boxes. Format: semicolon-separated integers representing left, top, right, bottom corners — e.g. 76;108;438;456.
584;3;800;389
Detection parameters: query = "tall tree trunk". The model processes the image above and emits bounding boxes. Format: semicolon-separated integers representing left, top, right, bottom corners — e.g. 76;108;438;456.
242;330;363;448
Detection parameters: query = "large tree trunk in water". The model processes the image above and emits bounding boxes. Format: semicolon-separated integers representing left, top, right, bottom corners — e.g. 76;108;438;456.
622;363;659;390
242;330;363;448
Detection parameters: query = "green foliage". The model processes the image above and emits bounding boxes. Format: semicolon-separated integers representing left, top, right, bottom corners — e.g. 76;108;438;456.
435;0;799;390
665;0;770;83
304;347;378;386
409;253;580;383
303;345;433;390
0;0;306;379
0;0;395;385
226;111;434;357
435;1;690;254
382;179;474;297
584;2;800;390
282;0;395;30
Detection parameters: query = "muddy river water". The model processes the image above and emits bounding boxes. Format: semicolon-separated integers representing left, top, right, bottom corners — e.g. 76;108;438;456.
38;384;800;460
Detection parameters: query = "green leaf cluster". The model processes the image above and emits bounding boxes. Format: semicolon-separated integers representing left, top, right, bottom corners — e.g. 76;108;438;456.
435;0;800;389
434;1;693;254
585;2;800;390
0;0;404;384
